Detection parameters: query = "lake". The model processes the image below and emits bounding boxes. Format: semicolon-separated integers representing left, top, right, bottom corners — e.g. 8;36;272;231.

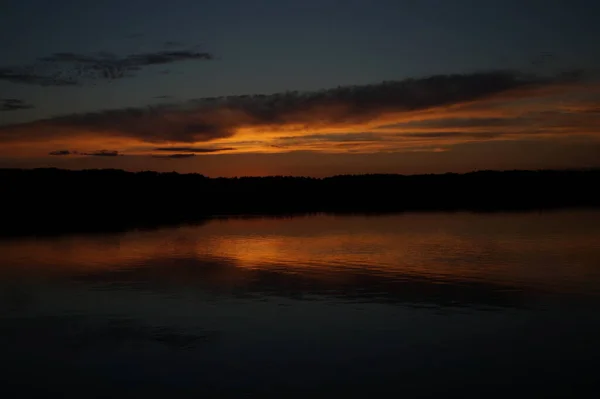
1;210;600;397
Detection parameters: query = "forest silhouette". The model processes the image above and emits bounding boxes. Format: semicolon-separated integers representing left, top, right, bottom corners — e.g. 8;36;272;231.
2;167;599;236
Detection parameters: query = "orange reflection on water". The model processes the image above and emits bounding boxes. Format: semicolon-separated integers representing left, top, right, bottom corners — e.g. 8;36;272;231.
1;211;600;295
194;212;600;290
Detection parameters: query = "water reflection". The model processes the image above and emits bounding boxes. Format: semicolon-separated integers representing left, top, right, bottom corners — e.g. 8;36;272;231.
2;211;600;301
1;211;600;397
65;255;529;309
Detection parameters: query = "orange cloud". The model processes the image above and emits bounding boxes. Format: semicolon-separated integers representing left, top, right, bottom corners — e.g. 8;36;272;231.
0;70;598;158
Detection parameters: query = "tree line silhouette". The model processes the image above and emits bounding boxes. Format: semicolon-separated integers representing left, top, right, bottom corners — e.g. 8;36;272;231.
2;167;599;236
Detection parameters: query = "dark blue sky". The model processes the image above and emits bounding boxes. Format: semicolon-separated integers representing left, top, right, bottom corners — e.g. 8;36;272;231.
1;0;599;175
2;0;598;121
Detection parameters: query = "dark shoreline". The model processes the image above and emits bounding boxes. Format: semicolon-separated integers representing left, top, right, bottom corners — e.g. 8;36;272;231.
2;167;599;237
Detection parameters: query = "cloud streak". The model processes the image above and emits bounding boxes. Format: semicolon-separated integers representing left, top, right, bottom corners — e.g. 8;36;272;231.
49;150;72;156
81;150;120;157
153;147;235;153
152;153;197;159
48;149;121;157
0;98;34;112
0;69;597;157
0;47;213;86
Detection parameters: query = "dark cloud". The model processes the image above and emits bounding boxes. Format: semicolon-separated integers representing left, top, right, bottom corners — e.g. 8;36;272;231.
49;149;208;158
0;70;589;144
48;149;121;156
26;106;235;143
0;66;78;86
153;147;234;153
0;98;34;112
81;150;120;157
125;50;212;66
0;47;213;86
49;150;71;156
154;95;172;99
152;153;196;159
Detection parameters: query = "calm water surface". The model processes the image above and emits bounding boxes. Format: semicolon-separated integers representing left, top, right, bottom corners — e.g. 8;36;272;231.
1;211;600;397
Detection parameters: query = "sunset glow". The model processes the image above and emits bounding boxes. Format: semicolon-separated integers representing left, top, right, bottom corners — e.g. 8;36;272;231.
2;78;599;166
1;1;599;176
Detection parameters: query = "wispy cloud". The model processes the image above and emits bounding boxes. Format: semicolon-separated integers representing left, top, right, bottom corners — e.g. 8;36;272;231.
153;147;235;153
49;150;72;156
0;66;78;86
81;150;120;157
152;153;196;159
48;149;121;157
0;98;34;112
0;47;213;86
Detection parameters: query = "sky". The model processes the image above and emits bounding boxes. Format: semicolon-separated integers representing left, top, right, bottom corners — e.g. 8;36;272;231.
1;0;599;176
